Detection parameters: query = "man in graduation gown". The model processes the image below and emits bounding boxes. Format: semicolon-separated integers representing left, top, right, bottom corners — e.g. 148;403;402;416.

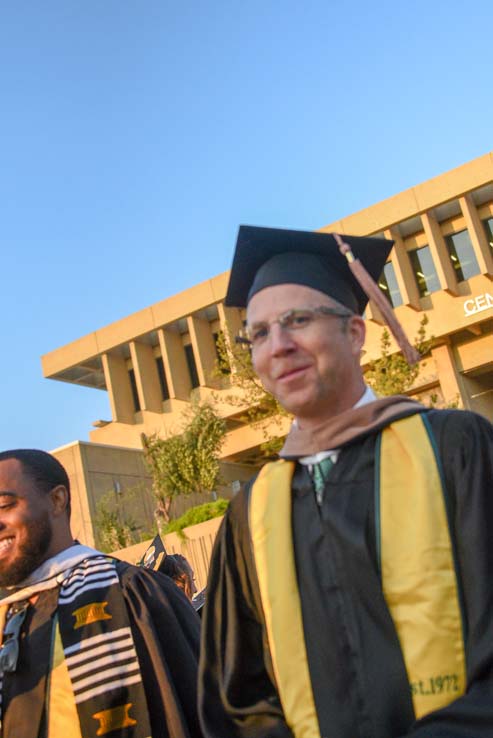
198;226;493;738
0;448;203;738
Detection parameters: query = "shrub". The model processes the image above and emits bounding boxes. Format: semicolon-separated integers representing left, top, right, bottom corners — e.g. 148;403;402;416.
163;498;229;539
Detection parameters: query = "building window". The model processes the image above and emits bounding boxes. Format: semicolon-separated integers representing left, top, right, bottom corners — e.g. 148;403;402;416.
155;357;170;401
184;344;200;388
444;229;480;282
409;246;440;297
482;216;493;249
128;369;141;412
378;262;403;308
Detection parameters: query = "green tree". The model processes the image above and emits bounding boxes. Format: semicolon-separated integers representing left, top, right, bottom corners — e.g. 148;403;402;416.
94;487;153;553
141;401;227;527
365;315;431;397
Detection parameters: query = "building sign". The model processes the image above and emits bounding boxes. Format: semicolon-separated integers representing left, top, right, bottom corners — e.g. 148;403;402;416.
464;293;493;317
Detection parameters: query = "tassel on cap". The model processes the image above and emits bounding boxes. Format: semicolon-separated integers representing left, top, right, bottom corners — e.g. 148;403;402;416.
333;233;421;365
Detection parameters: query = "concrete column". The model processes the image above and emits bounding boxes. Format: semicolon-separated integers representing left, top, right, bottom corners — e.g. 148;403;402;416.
431;343;464;407
385;228;421;310
217;302;243;338
129;341;163;413
187;315;217;387
158;328;192;400
365;301;384;325
421;211;460;295
101;352;135;424
459;194;493;276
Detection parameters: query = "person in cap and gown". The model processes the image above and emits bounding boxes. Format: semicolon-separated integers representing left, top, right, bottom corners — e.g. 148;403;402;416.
0;450;203;738
160;555;206;616
198;226;493;738
140;539;205;616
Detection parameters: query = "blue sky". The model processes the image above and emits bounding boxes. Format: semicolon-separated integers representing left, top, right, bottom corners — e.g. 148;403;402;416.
1;0;492;451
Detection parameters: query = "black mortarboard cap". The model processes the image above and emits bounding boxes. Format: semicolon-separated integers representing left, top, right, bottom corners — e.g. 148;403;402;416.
224;225;394;315
139;534;167;570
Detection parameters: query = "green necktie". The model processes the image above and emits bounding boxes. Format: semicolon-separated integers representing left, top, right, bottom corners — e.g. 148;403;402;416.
311;456;333;505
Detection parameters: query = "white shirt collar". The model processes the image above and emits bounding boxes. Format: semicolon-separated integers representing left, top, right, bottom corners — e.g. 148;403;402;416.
354;384;377;408
0;543;104;606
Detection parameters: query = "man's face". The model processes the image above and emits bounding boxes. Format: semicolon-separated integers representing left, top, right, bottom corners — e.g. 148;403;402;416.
0;459;54;587
247;283;366;427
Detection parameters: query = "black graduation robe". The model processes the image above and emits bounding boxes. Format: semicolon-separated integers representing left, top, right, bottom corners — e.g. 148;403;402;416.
198;408;493;738
1;562;203;738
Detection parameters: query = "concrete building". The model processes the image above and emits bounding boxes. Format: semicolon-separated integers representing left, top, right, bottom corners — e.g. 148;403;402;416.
52;441;154;548
43;152;493;545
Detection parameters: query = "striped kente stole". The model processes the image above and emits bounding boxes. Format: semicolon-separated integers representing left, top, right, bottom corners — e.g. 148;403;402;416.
49;556;152;738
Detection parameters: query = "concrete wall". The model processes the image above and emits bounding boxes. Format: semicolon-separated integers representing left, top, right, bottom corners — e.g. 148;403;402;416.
52;441;155;547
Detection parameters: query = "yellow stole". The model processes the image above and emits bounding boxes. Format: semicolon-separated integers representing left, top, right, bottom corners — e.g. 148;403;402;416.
249;414;466;738
378;413;466;715
0;605;7;646
45;617;83;738
249;460;319;738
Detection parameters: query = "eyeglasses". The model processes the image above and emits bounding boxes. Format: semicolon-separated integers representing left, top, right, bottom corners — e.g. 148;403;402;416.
0;603;28;673
238;306;354;349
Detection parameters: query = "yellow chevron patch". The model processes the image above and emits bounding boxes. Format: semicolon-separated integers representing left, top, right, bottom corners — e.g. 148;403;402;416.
72;601;112;629
92;703;137;736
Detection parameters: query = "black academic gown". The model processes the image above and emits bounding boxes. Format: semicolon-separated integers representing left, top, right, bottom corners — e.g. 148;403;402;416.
1;563;203;738
198;408;493;738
